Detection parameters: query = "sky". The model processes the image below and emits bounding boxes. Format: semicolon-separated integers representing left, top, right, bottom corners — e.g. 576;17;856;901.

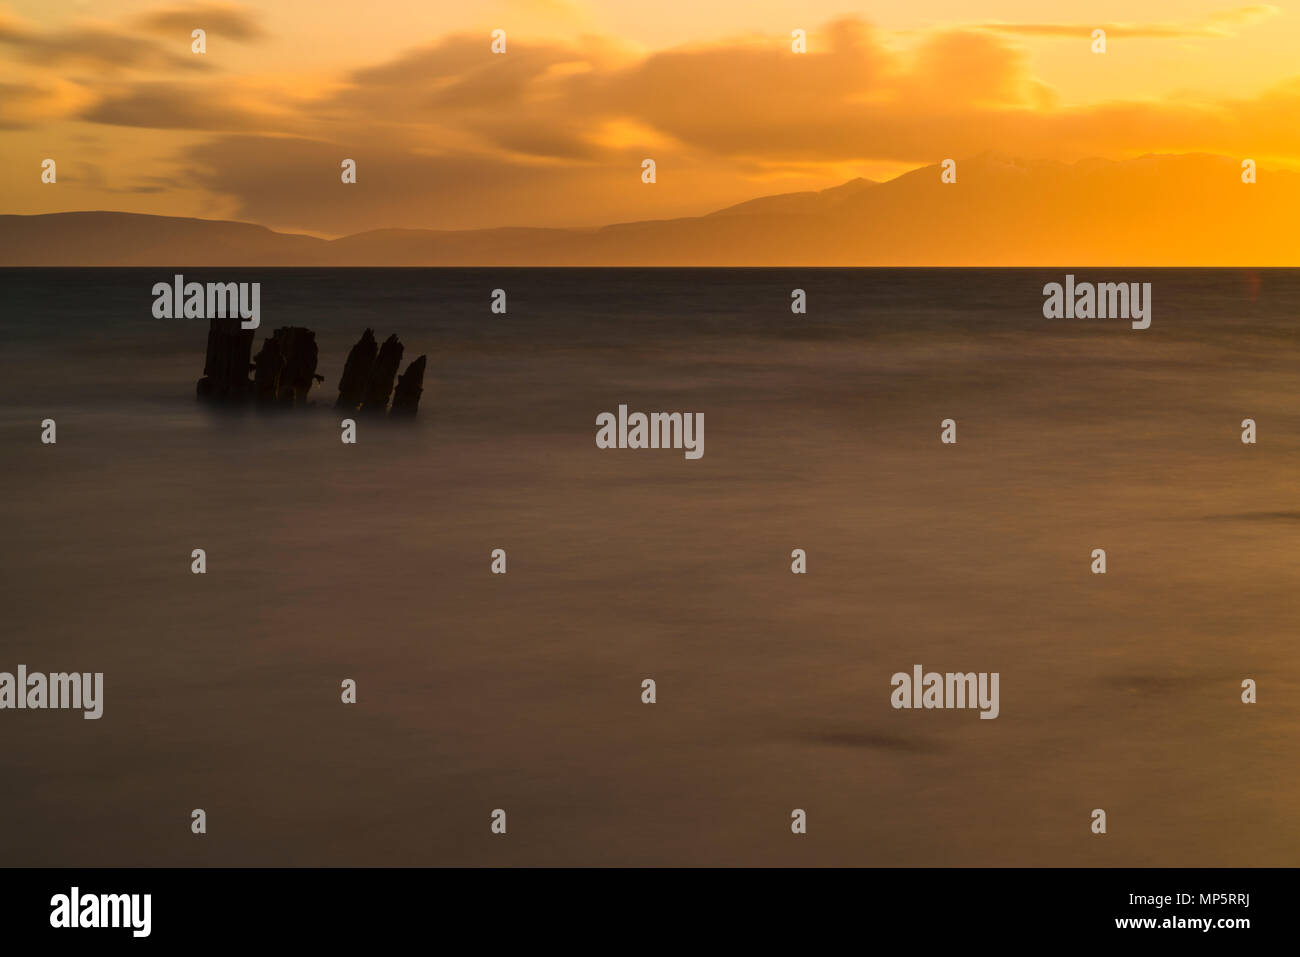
2;1;1298;237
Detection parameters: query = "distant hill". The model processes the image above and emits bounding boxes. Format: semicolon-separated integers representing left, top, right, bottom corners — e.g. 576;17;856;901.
2;154;1295;265
706;177;878;217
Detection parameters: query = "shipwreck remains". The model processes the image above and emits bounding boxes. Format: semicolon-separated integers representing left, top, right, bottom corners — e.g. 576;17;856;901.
272;327;323;406
195;318;254;402
197;320;427;417
250;326;322;407
361;334;404;415
335;328;377;410
333;328;427;417
389;355;427;417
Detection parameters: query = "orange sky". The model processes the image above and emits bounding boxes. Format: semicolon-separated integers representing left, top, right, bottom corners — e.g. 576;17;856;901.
2;1;1299;236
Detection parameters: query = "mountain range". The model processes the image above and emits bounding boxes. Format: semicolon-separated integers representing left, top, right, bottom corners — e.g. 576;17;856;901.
2;154;1294;266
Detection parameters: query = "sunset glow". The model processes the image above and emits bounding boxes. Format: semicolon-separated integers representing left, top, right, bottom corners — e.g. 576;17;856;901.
3;1;1299;247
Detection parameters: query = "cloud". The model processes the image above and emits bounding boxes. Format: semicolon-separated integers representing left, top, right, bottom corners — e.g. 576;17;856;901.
80;82;281;130
0;81;51;128
181;135;627;233
333;32;627;159
0;11;207;71
977;4;1279;39
0;3;265;74
136;3;265;42
0;78;93;128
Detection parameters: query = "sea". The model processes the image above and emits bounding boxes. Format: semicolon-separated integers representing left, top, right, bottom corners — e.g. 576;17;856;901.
0;267;1296;865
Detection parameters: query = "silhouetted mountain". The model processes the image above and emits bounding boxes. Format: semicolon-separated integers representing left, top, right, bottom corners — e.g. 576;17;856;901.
0;210;328;266
707;177;877;217
2;154;1295;265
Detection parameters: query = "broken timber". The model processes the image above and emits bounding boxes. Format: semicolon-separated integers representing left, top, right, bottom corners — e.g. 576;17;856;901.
197;320;426;416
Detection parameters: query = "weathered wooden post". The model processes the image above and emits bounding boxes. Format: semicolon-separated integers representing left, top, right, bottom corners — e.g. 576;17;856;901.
195;317;254;402
271;326;322;406
336;328;377;411
389;355;427;417
360;334;403;413
252;336;284;406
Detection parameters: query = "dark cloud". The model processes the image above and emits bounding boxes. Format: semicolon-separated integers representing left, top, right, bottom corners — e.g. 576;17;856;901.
136;3;265;42
80;83;270;130
0;19;207;71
